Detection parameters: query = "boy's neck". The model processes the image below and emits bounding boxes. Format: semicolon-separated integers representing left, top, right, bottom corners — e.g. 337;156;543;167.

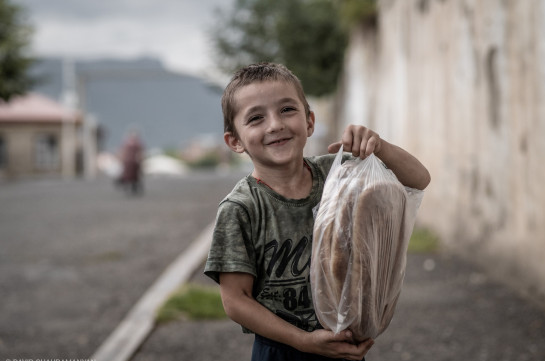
252;160;312;199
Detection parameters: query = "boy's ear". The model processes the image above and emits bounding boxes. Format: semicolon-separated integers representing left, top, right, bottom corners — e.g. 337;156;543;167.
306;111;315;137
224;132;245;153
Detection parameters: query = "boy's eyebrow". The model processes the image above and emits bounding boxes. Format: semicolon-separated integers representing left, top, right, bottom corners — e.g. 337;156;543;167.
243;105;265;116
242;97;299;116
277;97;299;105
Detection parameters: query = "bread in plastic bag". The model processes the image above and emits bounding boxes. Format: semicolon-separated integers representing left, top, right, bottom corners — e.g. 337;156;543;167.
311;147;423;342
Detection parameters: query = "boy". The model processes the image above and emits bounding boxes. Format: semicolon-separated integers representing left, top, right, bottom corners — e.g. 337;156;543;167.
204;63;430;361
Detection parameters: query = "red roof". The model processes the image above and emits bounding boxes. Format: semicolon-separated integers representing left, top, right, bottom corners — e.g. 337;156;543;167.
0;93;82;124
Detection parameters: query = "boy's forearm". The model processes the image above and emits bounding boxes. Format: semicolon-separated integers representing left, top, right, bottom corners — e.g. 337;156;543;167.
375;139;431;190
224;293;373;358
223;289;310;350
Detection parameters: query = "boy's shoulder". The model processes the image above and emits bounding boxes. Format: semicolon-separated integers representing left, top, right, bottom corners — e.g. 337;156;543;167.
306;152;352;176
306;153;336;170
219;175;256;208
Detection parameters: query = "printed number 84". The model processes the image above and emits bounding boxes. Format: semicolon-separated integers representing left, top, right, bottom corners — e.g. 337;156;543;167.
283;285;311;310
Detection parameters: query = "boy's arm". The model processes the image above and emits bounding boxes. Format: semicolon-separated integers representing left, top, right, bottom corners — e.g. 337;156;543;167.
219;272;374;360
374;139;431;190
328;125;431;190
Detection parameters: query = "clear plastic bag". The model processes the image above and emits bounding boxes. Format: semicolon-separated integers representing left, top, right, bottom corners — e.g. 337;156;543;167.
311;147;423;342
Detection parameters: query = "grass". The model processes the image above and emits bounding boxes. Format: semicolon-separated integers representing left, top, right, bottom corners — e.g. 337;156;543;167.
407;227;441;253
156;283;227;324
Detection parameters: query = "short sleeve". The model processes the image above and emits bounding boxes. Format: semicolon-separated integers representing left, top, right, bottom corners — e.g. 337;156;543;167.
204;200;257;283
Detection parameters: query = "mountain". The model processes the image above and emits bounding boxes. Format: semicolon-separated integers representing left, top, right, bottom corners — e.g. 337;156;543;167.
29;57;225;152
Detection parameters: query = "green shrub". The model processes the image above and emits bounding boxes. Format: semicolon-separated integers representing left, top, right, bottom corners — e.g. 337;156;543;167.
408;227;441;253
339;0;378;28
156;284;226;323
186;152;221;169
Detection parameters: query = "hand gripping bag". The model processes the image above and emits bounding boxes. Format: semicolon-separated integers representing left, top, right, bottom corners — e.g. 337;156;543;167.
311;147;423;342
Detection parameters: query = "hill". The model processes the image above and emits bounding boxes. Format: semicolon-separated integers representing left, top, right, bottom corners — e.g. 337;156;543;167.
29;57;225;152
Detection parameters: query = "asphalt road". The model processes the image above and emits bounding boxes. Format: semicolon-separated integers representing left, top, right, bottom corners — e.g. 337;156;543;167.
0;171;245;359
1;172;545;361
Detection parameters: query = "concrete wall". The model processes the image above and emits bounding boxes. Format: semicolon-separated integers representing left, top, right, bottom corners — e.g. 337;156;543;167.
336;0;545;300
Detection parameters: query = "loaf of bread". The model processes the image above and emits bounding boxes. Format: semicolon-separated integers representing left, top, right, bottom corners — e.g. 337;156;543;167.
311;154;411;342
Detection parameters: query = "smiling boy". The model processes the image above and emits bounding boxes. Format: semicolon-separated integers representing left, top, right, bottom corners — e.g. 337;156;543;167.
204;63;430;361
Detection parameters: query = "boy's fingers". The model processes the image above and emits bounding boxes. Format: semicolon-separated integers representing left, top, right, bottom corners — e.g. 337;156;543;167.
341;338;374;361
365;136;379;157
359;338;375;353
342;139;354;155
329;329;353;343
341;127;356;154
349;339;375;360
327;141;342;153
351;132;363;157
361;338;375;350
359;138;369;159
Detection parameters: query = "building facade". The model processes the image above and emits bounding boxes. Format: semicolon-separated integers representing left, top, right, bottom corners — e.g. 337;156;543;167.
0;93;89;180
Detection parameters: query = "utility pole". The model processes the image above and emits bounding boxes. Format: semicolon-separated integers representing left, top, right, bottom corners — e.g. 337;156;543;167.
61;58;78;179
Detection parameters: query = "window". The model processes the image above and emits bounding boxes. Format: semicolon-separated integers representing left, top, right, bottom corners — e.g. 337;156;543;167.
35;133;60;170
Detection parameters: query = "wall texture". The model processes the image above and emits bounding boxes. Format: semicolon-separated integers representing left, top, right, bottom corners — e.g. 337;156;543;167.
335;0;545;300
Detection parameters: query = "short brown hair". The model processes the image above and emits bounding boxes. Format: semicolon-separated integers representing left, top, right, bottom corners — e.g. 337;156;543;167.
221;62;311;138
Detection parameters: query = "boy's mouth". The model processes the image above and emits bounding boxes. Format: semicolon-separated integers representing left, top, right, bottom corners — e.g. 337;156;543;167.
266;137;291;146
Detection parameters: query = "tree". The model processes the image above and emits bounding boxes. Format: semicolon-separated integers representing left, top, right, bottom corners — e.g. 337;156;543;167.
338;0;378;28
210;0;348;96
0;0;34;102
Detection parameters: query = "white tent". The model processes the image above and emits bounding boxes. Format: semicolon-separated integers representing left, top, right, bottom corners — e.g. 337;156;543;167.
143;154;187;177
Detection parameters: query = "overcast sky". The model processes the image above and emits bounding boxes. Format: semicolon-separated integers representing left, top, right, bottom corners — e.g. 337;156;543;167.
14;0;234;77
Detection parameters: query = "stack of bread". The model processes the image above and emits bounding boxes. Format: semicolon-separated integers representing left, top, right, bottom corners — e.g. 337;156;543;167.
311;152;420;342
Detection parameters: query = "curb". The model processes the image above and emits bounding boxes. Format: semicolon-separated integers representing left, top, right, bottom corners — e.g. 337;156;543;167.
91;222;215;361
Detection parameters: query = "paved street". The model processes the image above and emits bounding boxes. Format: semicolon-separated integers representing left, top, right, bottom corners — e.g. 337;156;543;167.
0;171;245;359
1;172;545;361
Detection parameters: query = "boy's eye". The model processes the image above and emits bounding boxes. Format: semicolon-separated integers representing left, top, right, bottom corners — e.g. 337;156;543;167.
248;115;263;123
281;106;296;113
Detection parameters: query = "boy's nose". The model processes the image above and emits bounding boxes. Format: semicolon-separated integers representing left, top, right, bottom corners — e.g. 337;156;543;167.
267;114;285;132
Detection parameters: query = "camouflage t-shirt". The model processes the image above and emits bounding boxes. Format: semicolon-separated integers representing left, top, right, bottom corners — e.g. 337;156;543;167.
204;154;341;333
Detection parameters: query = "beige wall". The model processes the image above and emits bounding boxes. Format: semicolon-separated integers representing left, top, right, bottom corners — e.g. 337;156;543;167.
0;124;64;179
336;0;545;300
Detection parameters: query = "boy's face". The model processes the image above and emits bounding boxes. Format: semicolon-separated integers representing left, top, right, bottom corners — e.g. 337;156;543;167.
224;80;315;170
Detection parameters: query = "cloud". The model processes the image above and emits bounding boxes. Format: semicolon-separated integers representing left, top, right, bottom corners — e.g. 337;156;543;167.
14;0;232;75
32;16;208;72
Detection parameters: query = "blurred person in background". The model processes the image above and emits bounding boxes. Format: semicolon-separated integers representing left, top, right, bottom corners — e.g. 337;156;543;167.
118;129;145;195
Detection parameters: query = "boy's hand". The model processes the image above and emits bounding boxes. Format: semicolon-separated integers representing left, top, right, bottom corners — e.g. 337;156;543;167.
301;329;374;360
328;125;381;159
